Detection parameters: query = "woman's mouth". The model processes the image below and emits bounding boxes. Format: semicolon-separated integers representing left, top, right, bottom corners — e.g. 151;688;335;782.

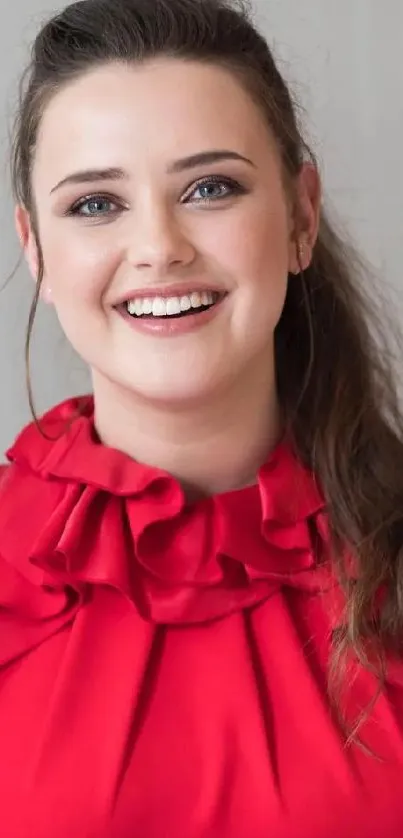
116;289;228;336
124;290;224;319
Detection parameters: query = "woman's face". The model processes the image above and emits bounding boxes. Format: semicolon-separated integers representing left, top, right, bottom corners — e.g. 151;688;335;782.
17;58;319;408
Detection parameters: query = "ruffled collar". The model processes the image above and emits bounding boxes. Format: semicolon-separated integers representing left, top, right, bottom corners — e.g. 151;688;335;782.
0;396;332;637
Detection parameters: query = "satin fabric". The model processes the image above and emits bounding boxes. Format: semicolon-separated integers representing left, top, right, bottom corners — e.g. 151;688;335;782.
1;396;403;837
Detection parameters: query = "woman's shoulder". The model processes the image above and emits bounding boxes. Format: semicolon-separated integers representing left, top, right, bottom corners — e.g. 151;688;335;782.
0;398;93;579
0;465;82;668
0;403;90;668
0;396;93;486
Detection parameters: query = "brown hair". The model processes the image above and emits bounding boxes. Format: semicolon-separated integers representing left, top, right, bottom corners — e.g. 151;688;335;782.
10;0;403;746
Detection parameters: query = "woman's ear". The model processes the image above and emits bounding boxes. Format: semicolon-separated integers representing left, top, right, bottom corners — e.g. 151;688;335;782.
15;205;52;304
288;163;321;274
15;204;39;279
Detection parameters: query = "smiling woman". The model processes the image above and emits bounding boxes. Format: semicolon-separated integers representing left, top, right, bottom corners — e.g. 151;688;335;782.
17;54;308;446
3;0;403;836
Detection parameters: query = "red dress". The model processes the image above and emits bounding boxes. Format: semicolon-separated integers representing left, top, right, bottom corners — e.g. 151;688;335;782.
1;396;403;838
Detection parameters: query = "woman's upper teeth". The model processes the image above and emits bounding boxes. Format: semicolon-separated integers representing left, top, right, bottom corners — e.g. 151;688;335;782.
126;290;216;317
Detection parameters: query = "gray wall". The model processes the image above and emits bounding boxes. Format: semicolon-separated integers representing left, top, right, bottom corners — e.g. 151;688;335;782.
1;0;402;455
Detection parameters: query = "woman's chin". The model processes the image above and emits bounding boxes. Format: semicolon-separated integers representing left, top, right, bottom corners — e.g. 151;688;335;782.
127;383;220;409
111;372;228;410
90;356;238;410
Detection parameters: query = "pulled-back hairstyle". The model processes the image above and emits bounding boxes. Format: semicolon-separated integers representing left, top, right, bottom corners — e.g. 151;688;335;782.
10;0;403;747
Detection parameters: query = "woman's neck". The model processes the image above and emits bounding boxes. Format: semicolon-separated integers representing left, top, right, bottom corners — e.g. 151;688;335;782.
92;365;283;500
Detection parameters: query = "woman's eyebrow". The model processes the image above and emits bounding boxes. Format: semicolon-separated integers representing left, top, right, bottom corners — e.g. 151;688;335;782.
50;149;256;194
50;167;127;194
167;149;256;172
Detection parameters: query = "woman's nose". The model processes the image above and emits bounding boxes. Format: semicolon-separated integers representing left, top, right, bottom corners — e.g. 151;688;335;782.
127;205;196;272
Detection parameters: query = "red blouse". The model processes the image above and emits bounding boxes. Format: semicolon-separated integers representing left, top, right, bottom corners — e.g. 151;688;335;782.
1;396;403;838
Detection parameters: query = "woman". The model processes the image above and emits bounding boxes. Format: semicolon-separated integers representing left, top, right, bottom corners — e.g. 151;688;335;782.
1;0;403;835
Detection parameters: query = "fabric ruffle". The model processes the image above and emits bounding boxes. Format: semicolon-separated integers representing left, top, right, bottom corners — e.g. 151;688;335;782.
0;396;332;663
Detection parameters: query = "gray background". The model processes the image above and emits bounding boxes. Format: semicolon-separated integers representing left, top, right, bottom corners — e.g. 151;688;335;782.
0;0;402;455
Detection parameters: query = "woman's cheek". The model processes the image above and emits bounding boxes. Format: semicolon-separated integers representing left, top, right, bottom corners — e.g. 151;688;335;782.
234;222;289;288
42;231;116;300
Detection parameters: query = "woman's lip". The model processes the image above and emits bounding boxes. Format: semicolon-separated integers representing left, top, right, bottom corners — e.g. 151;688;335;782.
116;293;227;337
113;283;224;305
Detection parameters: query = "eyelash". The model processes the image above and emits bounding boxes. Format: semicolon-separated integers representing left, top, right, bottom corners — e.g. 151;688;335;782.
182;175;246;204
66;175;246;218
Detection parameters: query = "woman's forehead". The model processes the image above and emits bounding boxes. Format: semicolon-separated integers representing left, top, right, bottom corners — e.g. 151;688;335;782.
33;59;273;180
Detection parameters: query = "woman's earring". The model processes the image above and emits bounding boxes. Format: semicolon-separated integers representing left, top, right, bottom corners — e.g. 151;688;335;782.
294;240;309;274
42;286;53;304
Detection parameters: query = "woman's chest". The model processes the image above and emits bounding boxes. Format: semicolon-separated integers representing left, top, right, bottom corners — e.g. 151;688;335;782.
1;588;403;837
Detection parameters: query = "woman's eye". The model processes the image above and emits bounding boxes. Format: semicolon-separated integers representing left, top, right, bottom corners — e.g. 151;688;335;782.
68;195;120;217
185;177;244;204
